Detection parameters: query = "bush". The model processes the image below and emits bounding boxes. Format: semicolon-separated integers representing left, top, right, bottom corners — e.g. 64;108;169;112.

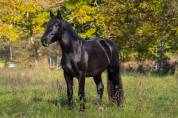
121;60;155;74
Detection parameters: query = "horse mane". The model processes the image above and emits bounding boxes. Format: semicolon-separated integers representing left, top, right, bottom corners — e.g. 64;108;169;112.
62;20;82;41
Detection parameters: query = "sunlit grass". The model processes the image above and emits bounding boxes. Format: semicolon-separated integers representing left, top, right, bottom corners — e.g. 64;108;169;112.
0;68;177;118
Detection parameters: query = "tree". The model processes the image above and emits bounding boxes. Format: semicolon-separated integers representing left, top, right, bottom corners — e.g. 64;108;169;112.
0;0;177;70
64;0;97;39
0;0;60;64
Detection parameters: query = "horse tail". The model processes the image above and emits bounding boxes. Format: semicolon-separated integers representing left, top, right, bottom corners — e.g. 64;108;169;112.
107;66;124;106
107;58;124;107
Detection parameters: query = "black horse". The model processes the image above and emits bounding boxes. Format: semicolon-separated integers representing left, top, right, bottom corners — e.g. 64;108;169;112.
41;10;124;111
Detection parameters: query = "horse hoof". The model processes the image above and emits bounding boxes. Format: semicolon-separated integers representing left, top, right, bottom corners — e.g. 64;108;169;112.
80;103;85;112
80;109;85;112
98;106;104;112
80;106;85;112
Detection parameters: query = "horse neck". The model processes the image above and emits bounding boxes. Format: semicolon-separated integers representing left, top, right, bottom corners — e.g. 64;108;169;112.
59;25;82;54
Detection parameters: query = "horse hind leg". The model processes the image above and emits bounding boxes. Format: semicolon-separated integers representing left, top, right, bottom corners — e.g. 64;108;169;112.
107;66;124;107
93;73;104;111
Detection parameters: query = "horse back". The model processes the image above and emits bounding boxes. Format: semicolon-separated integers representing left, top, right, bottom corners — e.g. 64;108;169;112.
82;38;118;76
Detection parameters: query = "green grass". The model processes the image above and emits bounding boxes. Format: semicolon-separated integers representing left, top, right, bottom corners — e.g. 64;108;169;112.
0;68;178;118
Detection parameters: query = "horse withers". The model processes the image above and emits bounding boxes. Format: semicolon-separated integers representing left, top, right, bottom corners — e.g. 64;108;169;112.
41;10;124;112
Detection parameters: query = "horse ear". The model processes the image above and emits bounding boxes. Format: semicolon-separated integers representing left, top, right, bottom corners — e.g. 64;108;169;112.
57;10;62;20
50;10;54;18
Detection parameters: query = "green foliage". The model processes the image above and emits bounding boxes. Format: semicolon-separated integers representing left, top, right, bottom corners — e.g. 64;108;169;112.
65;1;97;38
0;23;19;41
0;0;52;41
93;0;177;60
0;0;177;62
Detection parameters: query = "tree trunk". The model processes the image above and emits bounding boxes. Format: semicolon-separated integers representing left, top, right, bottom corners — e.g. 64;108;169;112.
30;36;39;65
157;40;165;75
9;42;13;62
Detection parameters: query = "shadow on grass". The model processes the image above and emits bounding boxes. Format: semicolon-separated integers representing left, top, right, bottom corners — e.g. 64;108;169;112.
32;96;43;103
31;95;67;107
47;98;67;107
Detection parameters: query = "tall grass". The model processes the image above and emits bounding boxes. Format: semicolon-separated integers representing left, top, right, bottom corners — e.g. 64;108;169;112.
0;67;177;118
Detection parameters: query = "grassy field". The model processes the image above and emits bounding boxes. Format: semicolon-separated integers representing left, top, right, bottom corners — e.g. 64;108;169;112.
0;67;178;118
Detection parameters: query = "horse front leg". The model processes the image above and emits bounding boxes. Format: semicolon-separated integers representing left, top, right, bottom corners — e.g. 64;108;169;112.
64;71;73;108
78;73;86;112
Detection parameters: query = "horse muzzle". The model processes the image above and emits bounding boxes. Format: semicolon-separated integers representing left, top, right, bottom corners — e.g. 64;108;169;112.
41;39;49;47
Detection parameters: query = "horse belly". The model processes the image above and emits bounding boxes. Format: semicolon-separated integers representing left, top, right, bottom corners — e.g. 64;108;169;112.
86;55;109;77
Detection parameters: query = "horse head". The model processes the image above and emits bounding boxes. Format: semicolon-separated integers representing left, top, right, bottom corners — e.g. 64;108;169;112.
41;10;63;47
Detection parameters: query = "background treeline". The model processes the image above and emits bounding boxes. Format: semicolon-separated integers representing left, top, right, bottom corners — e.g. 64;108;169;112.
0;0;177;74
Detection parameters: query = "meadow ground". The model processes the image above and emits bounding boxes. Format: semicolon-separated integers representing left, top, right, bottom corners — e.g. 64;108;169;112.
0;67;178;118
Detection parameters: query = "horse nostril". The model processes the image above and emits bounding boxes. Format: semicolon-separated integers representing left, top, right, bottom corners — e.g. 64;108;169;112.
41;39;49;47
41;38;46;43
41;39;44;44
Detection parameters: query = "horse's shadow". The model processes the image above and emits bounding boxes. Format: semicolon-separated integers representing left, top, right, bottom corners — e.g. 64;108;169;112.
47;98;67;107
32;96;68;107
